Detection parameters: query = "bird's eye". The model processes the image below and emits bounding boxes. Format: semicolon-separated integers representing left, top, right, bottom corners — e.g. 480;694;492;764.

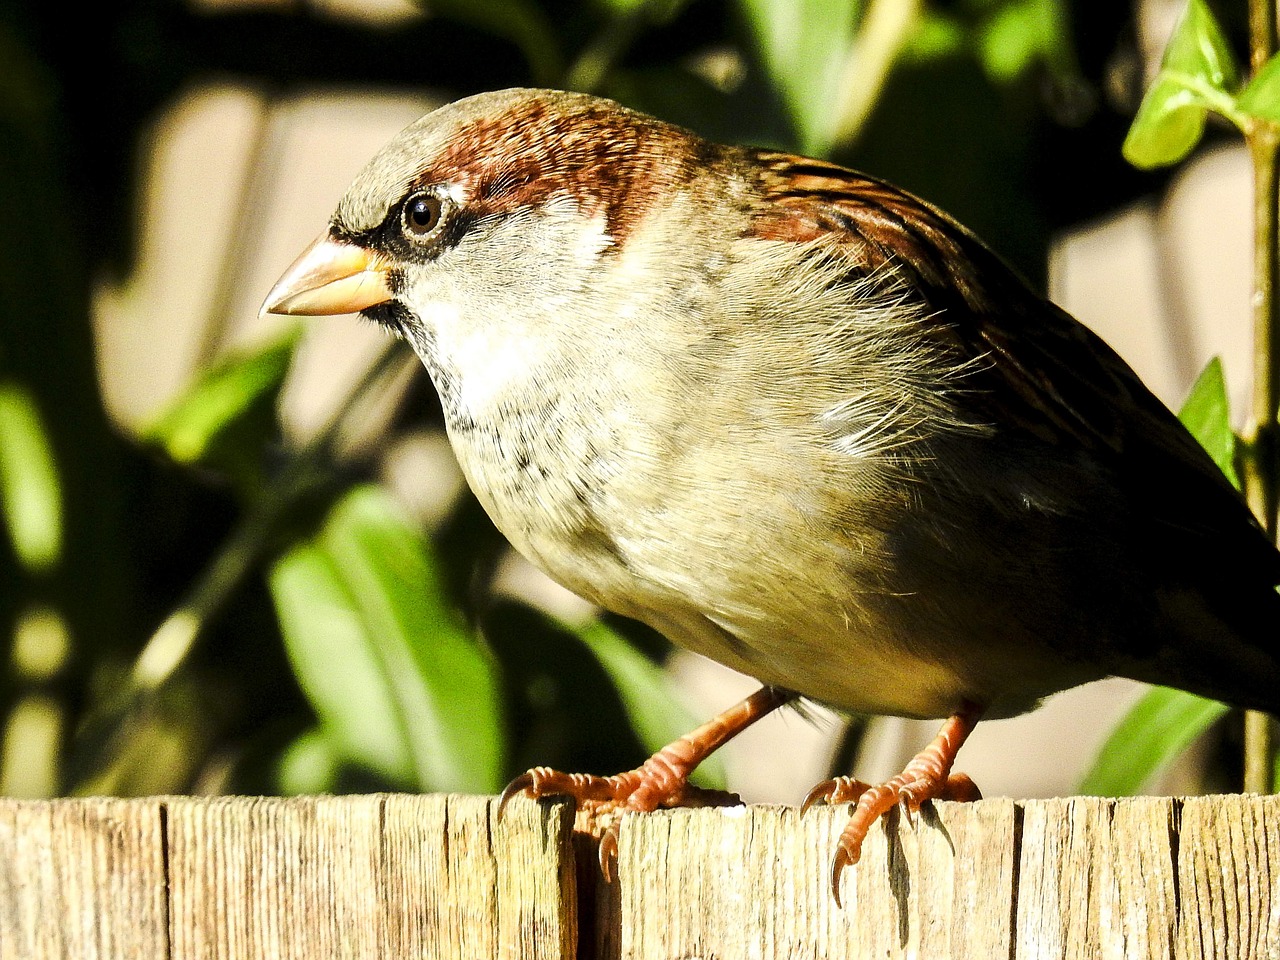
403;193;444;238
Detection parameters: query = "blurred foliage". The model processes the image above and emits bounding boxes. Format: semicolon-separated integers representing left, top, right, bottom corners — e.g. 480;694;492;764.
271;483;504;793
0;0;1260;803
1081;687;1233;797
1119;0;1280;168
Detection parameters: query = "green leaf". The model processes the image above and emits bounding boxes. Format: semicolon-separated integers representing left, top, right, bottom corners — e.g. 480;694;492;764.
1078;686;1229;796
977;0;1069;84
275;727;341;795
0;382;62;573
1122;0;1244;169
1159;0;1238;92
143;325;301;469
738;0;862;153
1177;356;1239;488
269;485;504;793
271;543;418;787
594;0;686;18
900;10;965;65
1123;75;1214;169
1237;51;1280;123
575;620;726;789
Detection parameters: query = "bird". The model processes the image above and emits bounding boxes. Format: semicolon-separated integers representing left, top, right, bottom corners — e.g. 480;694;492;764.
263;87;1280;903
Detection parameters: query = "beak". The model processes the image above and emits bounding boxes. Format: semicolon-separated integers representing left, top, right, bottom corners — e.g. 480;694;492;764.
260;232;394;317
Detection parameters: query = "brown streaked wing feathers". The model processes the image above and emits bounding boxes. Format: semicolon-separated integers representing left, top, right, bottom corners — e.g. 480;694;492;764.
744;149;1279;581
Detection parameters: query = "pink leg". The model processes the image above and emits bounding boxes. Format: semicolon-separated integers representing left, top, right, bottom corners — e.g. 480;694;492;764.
500;686;795;876
802;703;984;906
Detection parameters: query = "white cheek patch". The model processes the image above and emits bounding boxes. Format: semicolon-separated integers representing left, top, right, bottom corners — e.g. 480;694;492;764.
572;216;614;260
453;332;546;413
420;295;546;415
519;202;611;271
404;204;615;417
414;298;463;336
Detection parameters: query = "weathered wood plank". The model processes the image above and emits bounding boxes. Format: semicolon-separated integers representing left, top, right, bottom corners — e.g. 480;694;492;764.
0;795;575;960
0;797;168;960
166;793;576;960
1176;795;1280;960
1015;796;1178;959
615;798;1018;959
3;793;1279;959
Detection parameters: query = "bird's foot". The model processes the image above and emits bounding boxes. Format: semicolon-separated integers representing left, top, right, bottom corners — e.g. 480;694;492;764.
499;685;795;879
499;764;741;878
802;705;983;906
499;766;741;815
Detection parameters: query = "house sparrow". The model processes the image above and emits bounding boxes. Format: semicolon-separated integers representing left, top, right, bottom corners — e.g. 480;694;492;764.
264;87;1280;902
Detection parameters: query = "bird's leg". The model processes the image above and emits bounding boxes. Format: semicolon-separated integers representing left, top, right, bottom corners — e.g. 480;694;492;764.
802;702;984;905
499;685;795;876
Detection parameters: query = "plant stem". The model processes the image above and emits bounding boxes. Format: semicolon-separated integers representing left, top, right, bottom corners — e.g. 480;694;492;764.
66;340;408;792
135;340;407;688
1243;0;1280;795
564;0;689;94
829;0;922;151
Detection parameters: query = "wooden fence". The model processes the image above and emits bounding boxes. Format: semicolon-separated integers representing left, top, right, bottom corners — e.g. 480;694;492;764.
0;793;1276;958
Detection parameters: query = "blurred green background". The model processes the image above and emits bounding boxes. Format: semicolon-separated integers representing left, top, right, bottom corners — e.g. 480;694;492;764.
0;0;1258;802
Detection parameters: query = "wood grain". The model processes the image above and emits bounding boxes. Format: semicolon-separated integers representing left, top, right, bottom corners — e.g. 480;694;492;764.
0;794;575;960
2;794;1279;958
0;797;168;960
1015;796;1178;959
1176;794;1280;960
614;798;1018;959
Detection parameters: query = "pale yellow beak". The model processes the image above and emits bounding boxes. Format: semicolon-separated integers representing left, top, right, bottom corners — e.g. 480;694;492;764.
260;233;394;317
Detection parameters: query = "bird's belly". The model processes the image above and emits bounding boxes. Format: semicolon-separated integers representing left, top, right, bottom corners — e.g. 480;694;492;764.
445;400;1095;723
516;515;1015;721
672;608;980;719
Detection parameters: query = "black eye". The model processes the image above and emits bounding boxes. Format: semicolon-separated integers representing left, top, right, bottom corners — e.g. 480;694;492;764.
403;193;443;238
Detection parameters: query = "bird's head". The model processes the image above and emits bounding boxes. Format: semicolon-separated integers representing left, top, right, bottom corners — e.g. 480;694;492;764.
261;88;719;361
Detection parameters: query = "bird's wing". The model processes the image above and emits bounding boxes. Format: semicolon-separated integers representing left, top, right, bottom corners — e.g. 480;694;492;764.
744;149;1279;580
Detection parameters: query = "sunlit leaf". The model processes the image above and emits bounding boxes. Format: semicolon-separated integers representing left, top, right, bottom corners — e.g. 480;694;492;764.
1078;686;1229;796
1124;75;1215;169
269;485;504;793
0;382;61;573
594;0;686;18
738;0;862;153
1159;0;1238;92
1122;0;1243;169
275;726;341;795
271;543;417;787
1237;51;1280;123
900;10;965;64
978;0;1069;83
576;620;725;789
143;325;301;467
1177;356;1239;488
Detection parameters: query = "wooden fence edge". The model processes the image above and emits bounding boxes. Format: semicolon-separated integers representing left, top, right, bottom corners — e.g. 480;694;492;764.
0;793;1276;958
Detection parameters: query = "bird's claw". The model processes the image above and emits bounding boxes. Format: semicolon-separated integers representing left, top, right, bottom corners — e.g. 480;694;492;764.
497;770;536;819
800;776;872;814
898;786;922;827
830;843;855;908
801;780;837;814
598;824;620;882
